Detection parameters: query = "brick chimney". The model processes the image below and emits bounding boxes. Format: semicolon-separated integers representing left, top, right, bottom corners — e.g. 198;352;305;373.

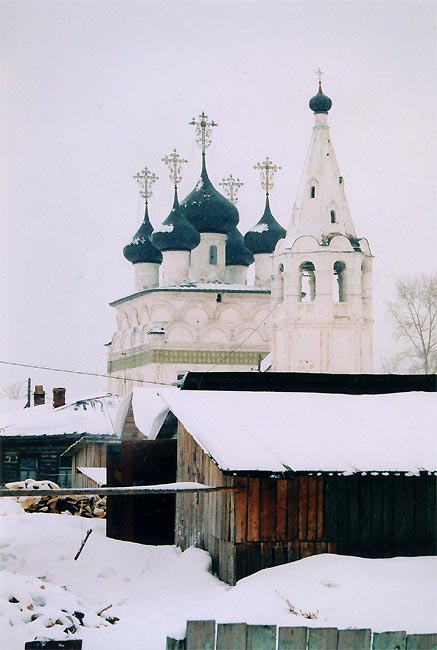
33;385;45;406
53;387;66;408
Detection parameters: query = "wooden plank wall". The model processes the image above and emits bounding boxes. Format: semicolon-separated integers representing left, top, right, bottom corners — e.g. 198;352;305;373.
71;442;107;488
176;425;234;583
167;622;437;650
324;474;437;558
234;475;335;582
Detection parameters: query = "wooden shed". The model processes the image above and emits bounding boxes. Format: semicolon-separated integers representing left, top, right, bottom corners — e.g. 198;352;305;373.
108;375;436;585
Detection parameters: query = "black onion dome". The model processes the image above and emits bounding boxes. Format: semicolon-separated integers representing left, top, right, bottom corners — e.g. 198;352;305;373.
181;158;239;234
226;227;254;267
123;204;163;264
309;82;332;114
151;193;200;252
244;197;286;255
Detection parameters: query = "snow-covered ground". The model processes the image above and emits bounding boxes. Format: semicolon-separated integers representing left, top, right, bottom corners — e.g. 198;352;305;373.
1;502;436;650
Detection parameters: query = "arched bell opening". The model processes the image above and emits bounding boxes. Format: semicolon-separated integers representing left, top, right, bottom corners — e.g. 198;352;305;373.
333;261;346;302
299;261;316;302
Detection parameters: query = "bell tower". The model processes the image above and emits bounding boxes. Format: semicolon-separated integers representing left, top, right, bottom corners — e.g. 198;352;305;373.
271;72;373;373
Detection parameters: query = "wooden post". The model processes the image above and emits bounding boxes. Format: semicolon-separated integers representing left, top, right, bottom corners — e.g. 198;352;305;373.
406;634;437;649
246;624;276;650
338;628;372;649
308;627;338;650
373;631;406;649
217;623;247;649
278;626;308;649
186;620;216;650
166;638;186;650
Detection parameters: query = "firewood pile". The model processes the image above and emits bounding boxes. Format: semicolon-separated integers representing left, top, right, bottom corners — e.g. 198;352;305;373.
5;479;106;518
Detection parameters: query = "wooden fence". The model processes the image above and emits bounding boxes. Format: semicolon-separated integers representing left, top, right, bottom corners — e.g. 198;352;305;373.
166;621;437;650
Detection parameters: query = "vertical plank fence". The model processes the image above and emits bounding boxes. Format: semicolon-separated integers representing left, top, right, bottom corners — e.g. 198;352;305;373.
167;622;437;650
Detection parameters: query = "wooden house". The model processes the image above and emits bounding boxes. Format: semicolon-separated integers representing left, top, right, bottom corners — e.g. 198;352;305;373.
108;374;436;585
0;394;120;488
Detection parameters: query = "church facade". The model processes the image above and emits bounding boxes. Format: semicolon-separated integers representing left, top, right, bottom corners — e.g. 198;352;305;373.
107;82;373;394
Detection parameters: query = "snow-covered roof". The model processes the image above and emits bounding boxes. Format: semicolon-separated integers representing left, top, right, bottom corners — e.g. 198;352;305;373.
0;394;120;438
130;387;437;474
111;282;270;306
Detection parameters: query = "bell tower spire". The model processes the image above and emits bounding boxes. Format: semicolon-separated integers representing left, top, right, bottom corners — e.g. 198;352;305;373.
271;77;373;374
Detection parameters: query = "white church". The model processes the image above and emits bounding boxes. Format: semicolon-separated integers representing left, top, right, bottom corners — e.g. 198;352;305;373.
107;79;373;394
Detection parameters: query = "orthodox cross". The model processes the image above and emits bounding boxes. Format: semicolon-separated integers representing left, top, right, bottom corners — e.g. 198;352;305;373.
162;149;188;190
133;167;158;204
190;111;218;154
254;156;281;197
315;67;324;83
219;174;244;205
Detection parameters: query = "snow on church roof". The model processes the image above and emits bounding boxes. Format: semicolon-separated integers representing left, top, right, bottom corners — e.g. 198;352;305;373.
111;282;270;306
132;387;437;475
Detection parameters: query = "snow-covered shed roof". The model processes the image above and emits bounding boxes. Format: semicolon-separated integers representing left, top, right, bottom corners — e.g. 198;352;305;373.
0;394;120;438
130;387;437;475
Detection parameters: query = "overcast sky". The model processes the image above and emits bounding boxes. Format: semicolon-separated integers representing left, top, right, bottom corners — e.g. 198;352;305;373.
1;1;436;401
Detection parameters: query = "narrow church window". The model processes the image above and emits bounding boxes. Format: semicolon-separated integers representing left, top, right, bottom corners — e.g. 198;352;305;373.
333;261;346;302
300;262;316;302
339;176;343;184
310;186;316;199
331;210;336;224
216;293;222;303
209;245;217;265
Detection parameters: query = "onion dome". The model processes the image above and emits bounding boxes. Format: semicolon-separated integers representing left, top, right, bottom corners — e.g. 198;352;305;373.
151;192;200;252
181;157;239;234
226;227;254;267
123;204;163;264
309;82;332;114
244;197;286;255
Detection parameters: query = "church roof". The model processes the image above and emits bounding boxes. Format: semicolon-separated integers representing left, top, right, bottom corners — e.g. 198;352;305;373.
181;157;239;234
152;192;201;252
110;282;270;306
226;227;254;266
123;204;163;265
284;84;358;246
309;81;332;114
244;196;286;254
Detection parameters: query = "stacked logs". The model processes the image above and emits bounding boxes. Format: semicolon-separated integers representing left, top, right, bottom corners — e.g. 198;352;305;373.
5;479;106;518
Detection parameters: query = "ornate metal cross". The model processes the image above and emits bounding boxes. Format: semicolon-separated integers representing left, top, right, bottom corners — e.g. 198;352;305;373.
162;149;188;189
254;156;281;196
133;167;158;203
219;174;244;205
190;111;218;154
315;67;324;83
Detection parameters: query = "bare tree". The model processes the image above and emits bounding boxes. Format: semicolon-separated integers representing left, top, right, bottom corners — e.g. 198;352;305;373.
387;274;437;374
0;380;26;400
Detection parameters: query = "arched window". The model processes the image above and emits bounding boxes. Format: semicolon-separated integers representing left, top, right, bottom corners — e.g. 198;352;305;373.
209;245;217;265
333;261;346;302
310;186;316;199
330;210;336;224
300;262;316;302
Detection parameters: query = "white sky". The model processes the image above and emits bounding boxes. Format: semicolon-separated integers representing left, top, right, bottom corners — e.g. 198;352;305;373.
1;1;436;399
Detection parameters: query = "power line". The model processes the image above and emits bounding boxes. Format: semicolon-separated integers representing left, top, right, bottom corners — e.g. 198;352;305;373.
0;360;174;387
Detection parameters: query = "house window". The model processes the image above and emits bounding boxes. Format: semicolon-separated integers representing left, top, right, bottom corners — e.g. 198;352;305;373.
20;456;38;481
209;245;217;265
333;261;346;302
58;456;72;488
310;186;316;199
300;261;316;302
331;210;336;224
